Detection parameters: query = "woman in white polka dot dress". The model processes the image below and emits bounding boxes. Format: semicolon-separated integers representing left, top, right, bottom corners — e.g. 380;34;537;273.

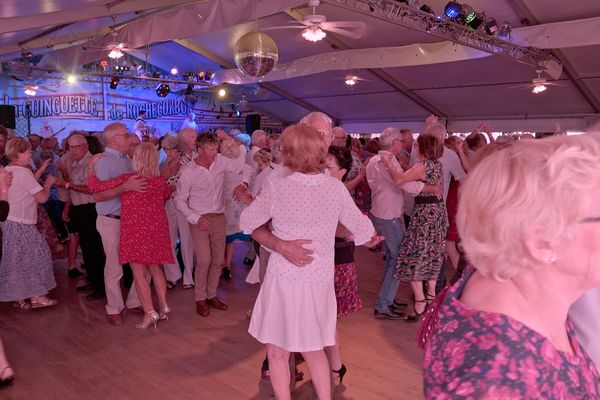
240;124;380;400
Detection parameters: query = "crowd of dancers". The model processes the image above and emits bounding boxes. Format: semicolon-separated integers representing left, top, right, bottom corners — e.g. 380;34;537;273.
1;113;600;398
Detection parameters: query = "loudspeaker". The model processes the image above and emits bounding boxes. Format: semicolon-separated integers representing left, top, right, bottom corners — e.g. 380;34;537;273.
246;114;261;134
0;105;16;129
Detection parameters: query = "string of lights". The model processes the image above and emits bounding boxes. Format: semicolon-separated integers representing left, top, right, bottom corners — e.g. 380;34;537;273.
324;0;559;71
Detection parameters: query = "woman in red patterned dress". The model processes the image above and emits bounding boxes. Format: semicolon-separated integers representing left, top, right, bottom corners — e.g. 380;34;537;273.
88;143;174;329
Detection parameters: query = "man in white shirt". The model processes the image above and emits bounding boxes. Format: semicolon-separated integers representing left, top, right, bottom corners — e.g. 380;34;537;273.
133;110;148;140
174;132;248;317
246;129;268;172
174;128;198;289
367;127;439;319
181;112;197;131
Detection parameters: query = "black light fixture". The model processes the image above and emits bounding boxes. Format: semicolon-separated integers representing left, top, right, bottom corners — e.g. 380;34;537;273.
183;72;195;81
185;83;194;95
204;72;215;81
152;71;161;79
498;22;511;39
464;11;485;30
420;4;435;14
156;83;170;97
444;1;462;19
109;76;120;89
484;18;499;35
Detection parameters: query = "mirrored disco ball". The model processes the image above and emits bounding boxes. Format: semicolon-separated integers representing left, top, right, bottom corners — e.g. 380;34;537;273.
234;32;279;78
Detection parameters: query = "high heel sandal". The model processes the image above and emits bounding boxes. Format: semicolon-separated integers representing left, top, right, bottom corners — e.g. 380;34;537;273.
405;299;428;323
159;305;171;321
136;311;159;329
332;364;347;384
0;366;14;388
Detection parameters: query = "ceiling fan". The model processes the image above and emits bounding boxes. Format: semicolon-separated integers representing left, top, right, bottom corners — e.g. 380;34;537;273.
82;30;134;59
9;82;57;96
335;74;371;86
509;69;564;94
264;0;367;42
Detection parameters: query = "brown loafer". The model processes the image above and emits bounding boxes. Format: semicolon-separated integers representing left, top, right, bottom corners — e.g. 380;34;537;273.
207;297;228;311
107;313;123;326
196;300;210;317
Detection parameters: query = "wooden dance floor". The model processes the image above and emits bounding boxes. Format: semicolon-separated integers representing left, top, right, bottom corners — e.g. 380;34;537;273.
0;247;424;400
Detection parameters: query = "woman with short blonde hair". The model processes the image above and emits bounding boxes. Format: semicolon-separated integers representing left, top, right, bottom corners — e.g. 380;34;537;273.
280;124;328;174
0;138;57;309
88;143;173;329
425;135;600;398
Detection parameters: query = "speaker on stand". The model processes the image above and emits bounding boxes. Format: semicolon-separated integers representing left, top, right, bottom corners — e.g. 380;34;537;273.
245;114;261;134
0;105;16;130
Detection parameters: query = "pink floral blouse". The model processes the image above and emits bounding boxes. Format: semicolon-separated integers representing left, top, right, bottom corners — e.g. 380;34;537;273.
424;271;600;399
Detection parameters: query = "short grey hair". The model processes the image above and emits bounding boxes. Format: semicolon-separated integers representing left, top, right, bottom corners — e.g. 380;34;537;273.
379;127;401;150
299;112;333;128
103;122;127;142
251;129;267;145
422;122;448;139
161;134;179;150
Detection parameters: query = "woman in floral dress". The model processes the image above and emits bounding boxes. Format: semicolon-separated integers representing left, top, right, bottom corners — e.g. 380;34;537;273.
386;134;448;321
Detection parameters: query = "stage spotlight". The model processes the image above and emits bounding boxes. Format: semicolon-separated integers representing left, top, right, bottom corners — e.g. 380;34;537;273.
420;4;435;15
185;83;194;95
170;66;178;75
152;71;161;79
66;74;77;84
498;22;511;38
109;76;120;89
444;2;462;19
218;88;226;97
205;72;215;81
484;18;499;35
24;88;37;96
156;83;170;97
465;11;484;29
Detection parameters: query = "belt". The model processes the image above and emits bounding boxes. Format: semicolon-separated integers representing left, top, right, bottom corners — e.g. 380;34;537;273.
104;214;121;220
414;196;443;205
203;213;224;217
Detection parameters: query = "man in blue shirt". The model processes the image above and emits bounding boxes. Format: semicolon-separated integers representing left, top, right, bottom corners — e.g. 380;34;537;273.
93;122;147;326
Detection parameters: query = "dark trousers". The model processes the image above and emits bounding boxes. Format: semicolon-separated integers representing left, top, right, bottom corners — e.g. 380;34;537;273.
71;203;106;291
44;200;69;241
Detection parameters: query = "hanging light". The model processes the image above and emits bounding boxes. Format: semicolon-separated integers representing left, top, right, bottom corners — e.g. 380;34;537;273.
532;84;547;94
170;67;178;75
156;83;170;97
24;88;37;96
108;48;124;59
302;26;326;42
345;76;357;86
218;88;226;97
109;76;120;90
66;74;77;84
444;2;462;19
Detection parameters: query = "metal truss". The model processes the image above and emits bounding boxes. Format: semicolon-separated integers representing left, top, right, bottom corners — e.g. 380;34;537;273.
324;0;559;70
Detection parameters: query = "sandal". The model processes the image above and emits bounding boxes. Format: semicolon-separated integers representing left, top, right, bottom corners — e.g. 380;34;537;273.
166;281;176;290
183;283;194;290
405;299;428;323
0;366;14;388
14;300;31;310
29;297;58;309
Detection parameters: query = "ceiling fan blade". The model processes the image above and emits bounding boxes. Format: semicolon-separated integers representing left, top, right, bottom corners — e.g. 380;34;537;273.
321;21;366;29
262;26;306;31
323;26;363;39
507;84;530;89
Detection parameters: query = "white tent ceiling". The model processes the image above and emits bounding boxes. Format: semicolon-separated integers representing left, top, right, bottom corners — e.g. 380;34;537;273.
2;0;600;132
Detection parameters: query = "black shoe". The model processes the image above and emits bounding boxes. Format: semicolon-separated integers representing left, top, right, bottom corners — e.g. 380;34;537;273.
221;268;232;281
374;308;404;320
243;257;255;266
68;268;85;279
85;291;106;301
390;301;408;312
75;283;93;292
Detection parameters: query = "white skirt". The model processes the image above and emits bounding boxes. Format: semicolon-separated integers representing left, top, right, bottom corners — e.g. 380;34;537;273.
248;269;337;352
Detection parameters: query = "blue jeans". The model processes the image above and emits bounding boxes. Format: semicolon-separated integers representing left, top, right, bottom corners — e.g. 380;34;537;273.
371;215;405;311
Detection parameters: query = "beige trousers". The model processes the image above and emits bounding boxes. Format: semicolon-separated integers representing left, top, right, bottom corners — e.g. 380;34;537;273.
96;215;140;315
189;213;226;302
